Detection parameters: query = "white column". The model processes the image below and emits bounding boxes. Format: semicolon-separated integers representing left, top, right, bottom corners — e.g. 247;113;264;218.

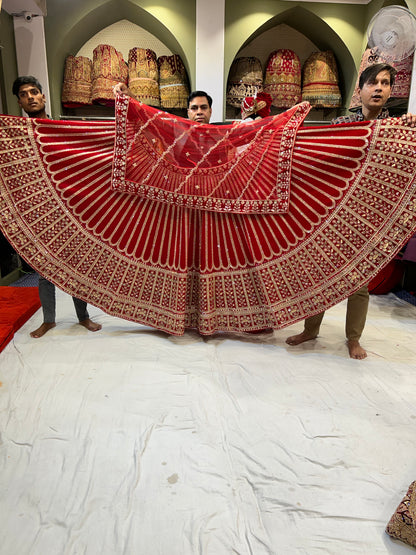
408;54;416;113
195;0;225;123
12;15;51;116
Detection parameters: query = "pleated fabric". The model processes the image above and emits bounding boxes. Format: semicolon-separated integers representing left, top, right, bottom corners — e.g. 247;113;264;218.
1;97;416;334
264;49;302;108
61;55;93;108
158;54;189;109
91;44;128;106
226;57;263;108
128;48;160;107
301;51;342;108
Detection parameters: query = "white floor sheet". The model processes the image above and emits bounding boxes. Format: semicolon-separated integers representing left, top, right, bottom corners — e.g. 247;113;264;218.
1;289;416;555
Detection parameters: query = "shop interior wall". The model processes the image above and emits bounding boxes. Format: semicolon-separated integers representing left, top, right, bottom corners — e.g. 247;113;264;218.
44;0;372;118
43;0;196;118
406;0;416;13
226;0;415;117
3;0;415;118
0;9;19;115
225;0;373;115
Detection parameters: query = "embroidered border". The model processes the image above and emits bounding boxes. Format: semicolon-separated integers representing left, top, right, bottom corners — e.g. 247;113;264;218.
111;96;311;214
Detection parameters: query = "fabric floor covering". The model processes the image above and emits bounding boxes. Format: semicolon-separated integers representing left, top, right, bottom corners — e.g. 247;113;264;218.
0;286;40;352
0;288;415;554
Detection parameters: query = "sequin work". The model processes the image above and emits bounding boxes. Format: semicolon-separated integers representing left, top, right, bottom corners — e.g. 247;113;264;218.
0;100;416;335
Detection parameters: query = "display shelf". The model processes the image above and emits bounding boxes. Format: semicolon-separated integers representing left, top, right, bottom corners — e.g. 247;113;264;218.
226;104;341;124
61;105;187;121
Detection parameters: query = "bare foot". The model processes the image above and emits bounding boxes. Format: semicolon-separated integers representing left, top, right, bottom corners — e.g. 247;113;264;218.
285;330;317;345
30;322;56;338
79;318;102;332
347;339;367;360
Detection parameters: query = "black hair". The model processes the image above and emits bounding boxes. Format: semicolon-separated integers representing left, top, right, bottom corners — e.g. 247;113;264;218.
12;76;43;97
358;63;396;89
187;90;212;108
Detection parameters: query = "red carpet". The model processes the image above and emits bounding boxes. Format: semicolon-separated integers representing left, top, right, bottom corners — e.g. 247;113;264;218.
0;287;41;352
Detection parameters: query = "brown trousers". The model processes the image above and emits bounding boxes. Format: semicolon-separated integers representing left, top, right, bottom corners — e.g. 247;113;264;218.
304;285;369;341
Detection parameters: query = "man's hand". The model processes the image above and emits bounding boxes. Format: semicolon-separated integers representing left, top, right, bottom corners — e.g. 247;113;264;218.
401;113;416;127
113;82;133;98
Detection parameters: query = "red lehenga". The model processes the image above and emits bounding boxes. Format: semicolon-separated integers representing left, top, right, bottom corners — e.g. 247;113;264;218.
1;95;416;335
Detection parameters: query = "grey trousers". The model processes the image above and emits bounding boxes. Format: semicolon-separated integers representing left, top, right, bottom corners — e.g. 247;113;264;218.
304;285;370;341
38;276;89;323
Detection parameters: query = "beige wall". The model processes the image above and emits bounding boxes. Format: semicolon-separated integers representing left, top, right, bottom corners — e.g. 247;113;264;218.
44;0;196;117
224;0;415;114
225;1;371;111
0;8;19;115
3;0;415;118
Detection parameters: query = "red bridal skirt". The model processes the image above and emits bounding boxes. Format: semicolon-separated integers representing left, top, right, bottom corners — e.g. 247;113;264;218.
0;97;416;334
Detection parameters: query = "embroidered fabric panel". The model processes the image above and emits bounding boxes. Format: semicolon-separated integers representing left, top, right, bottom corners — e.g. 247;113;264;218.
386;481;416;548
112;96;311;214
0;113;416;335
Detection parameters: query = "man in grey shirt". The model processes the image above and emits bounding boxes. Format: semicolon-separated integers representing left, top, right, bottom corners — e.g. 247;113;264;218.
12;75;102;338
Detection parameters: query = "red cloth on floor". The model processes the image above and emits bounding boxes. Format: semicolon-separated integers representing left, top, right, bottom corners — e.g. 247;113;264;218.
0;324;14;352
0;287;40;351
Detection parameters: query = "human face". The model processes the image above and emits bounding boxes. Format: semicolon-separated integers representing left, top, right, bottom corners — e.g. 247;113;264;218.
187;96;212;123
358;70;392;118
17;83;46;117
